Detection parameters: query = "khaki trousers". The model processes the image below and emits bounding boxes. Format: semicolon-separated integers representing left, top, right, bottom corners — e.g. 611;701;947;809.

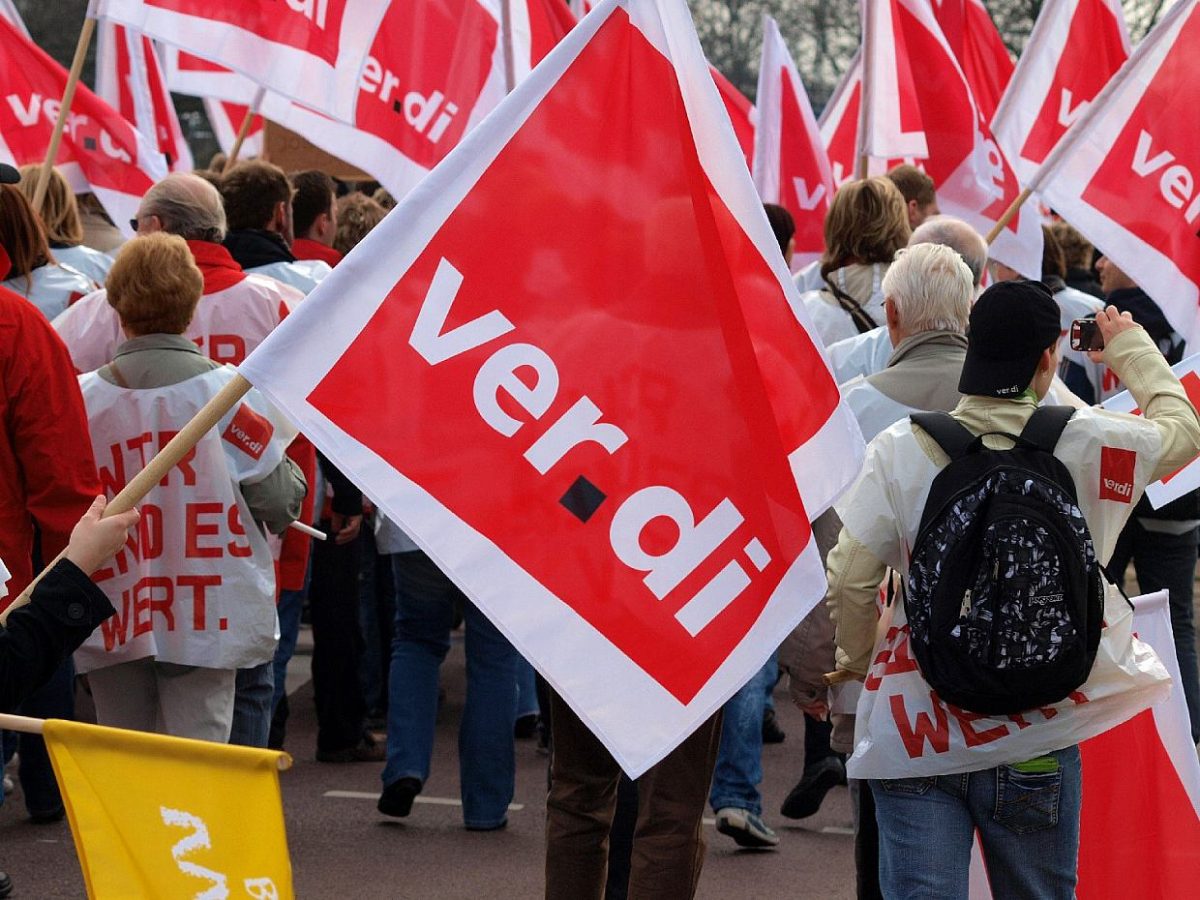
88;658;236;743
544;694;721;900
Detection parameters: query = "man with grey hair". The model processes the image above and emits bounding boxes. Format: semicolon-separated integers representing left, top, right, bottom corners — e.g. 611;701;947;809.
826;215;987;385
841;242;973;441
51;173;304;375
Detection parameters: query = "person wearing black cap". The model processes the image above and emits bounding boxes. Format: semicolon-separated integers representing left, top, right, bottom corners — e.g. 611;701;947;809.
814;280;1200;897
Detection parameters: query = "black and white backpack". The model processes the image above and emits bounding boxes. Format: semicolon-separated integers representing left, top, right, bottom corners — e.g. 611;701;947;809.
904;407;1105;715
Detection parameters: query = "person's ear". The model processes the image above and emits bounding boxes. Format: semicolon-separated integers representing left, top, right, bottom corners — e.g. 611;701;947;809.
885;297;901;330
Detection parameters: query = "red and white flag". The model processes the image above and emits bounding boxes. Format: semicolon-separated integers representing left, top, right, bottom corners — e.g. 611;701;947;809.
753;15;832;270
95;0;388;123
968;591;1200;898
0;15;166;238
992;0;1129;186
205;99;264;159
239;0;863;775
820;51;870;188
162;47;259;106
569;0;598;17
931;0;1014;124
96;22;194;172
862;0;1042;277
712;67;755;171
1038;0;1200;350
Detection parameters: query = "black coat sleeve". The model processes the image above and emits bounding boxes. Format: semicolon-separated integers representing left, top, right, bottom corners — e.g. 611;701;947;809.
0;560;114;712
317;452;363;517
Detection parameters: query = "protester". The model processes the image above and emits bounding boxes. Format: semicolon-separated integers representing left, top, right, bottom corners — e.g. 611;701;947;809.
885;164;939;230
220;160;332;292
1049;220;1103;299
0;165;102;828
1043;225;1104;404
824;216;986;388
75;234;305;743
784;242;975;899
76;193;125;254
376;546;520;828
705;202;799;851
797;177;910;346
290;170;343;268
334;192;387;257
17;166;114;285
1096;257;1200;744
0;184;97;320
821;283;1200;895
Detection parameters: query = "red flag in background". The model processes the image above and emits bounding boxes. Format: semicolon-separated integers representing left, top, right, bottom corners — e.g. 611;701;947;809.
711;67;755;169
819;50;866;188
0;15;166;237
992;0;1129;185
96;0;387;123
1039;0;1200;350
96;22;194;172
239;0;863;776
753;15;832;270
931;0;1014;123
863;0;1042;277
205;100;264;160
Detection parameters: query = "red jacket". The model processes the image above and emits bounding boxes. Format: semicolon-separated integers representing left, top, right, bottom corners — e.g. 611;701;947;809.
0;287;99;603
291;238;343;268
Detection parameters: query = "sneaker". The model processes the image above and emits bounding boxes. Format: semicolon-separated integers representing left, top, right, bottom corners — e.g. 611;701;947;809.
779;756;846;820
762;708;786;744
714;807;779;849
378;777;422;818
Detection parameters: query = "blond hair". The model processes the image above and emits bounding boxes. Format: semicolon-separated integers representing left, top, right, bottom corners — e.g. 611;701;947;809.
820;177;910;277
16;165;83;246
107;233;203;335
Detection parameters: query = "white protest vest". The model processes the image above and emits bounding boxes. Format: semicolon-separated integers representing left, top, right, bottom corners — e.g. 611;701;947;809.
53;244;114;286
75;366;291;673
53;274;301;373
836;407;1172;778
797;263;886;347
3;263;97;320
842;379;916;443
247;260;331;295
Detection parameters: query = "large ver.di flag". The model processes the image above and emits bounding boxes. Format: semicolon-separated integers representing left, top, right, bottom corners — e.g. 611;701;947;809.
240;0;863;775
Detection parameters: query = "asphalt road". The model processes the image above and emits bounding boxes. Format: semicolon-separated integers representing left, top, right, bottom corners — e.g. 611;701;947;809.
0;628;856;898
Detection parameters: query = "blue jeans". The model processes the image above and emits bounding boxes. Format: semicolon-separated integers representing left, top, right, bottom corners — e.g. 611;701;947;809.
871;745;1082;899
1107;521;1200;743
230;661;274;747
382;551;519;829
709;653;776;816
515;656;539;719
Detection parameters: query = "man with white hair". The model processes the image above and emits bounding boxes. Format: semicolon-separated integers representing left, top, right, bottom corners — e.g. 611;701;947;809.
841;243;973;441
52;173;303;373
826;216;988;385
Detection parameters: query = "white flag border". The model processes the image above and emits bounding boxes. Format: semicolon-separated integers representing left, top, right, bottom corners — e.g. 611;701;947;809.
241;0;860;776
96;0;387;124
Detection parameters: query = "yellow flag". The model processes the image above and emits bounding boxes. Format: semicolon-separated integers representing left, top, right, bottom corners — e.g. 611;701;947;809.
43;719;294;899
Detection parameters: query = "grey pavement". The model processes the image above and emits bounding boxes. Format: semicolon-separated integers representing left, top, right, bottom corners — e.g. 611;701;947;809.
0;626;855;898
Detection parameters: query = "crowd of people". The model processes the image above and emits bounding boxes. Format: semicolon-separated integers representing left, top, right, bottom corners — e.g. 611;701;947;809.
0;149;1197;900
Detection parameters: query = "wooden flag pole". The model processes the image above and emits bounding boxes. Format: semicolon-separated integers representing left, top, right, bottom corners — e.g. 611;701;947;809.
30;16;97;212
499;0;517;93
0;374;254;625
226;87;266;169
984;186;1034;245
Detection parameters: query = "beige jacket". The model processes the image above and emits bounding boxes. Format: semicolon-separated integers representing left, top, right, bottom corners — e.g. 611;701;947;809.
829;326;1200;677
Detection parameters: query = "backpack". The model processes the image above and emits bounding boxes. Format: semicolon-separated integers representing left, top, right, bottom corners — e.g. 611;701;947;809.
904;406;1105;715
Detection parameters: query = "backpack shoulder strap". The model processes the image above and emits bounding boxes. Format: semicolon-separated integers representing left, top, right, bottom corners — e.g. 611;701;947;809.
1019;406;1076;453
910;412;976;461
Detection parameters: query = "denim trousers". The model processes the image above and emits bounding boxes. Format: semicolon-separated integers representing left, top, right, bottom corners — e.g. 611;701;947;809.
1107;521;1200;743
382;551;518;829
230;660;275;748
708;652;776;816
870;745;1082;900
